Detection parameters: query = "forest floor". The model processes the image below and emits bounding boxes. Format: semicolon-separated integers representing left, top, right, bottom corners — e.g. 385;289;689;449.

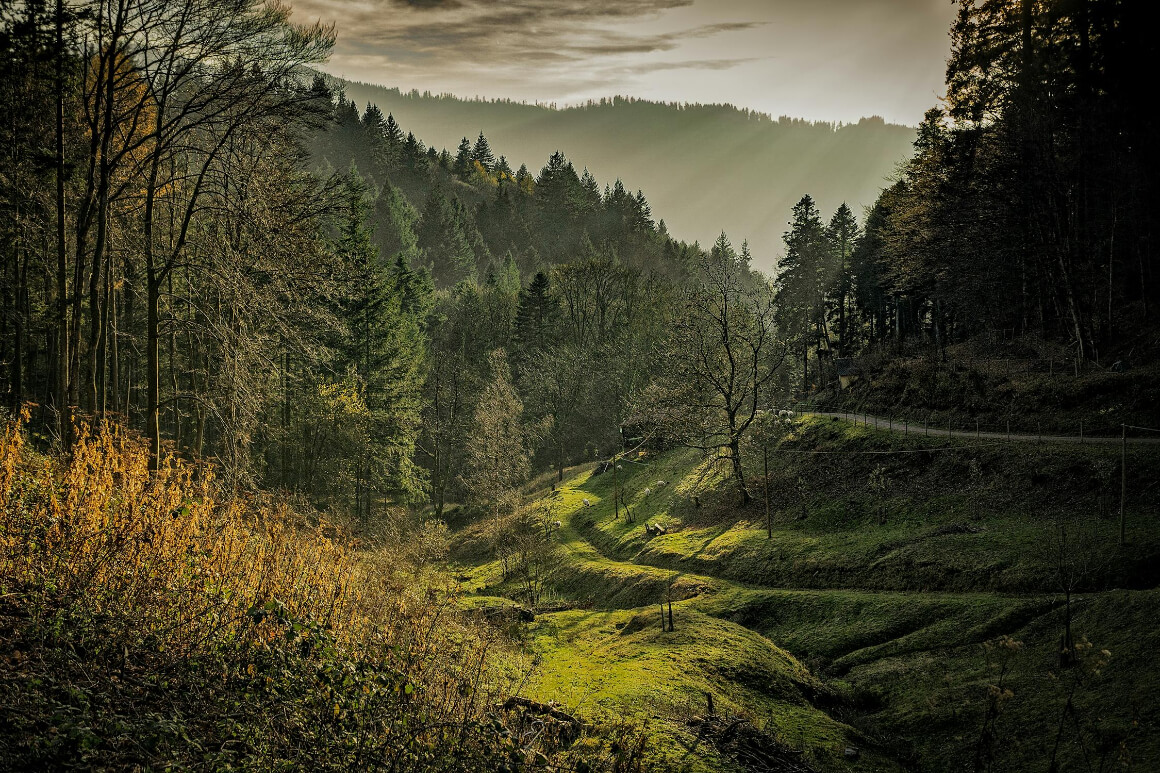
448;416;1160;772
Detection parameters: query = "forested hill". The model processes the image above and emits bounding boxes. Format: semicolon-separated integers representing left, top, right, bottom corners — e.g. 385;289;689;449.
328;78;916;271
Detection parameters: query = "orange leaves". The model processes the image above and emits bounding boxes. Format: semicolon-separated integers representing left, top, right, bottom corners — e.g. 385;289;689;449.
0;412;360;657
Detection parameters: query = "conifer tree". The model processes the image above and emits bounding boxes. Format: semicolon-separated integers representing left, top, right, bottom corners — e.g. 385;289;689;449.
776;194;830;392
384;112;404;146
514;272;555;354
495;155;513;178
417;188;476;286
338;173;428;514
454;136;473;179
825;203;859;355
471;130;495;171
362;103;386;136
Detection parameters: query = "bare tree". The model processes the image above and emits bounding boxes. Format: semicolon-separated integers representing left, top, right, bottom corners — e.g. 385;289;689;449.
645;244;788;504
70;0;334;468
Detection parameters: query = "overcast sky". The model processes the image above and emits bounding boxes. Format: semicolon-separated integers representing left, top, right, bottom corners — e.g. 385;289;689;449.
289;0;957;126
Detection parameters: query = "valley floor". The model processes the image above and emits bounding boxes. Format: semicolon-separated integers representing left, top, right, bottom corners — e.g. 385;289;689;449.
449;417;1160;772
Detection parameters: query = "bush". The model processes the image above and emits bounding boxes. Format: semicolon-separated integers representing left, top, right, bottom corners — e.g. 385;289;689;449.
0;412;625;770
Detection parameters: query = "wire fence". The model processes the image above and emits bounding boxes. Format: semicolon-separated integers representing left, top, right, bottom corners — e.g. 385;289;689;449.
876;355;1108;379
783;403;1160;445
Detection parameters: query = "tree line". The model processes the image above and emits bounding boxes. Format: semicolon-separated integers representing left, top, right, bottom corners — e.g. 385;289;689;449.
1;0;792;523
774;0;1157;386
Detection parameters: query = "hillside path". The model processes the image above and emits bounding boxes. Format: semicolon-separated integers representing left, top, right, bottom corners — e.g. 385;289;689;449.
799;410;1160;445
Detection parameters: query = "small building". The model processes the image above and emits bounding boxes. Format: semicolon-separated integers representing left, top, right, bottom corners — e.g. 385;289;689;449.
834;358;861;390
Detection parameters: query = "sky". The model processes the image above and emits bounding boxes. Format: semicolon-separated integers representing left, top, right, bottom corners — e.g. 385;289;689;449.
288;0;959;127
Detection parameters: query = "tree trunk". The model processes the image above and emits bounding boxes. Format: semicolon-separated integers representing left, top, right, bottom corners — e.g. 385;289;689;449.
764;446;771;538
147;273;161;470
729;437;750;505
54;0;70;446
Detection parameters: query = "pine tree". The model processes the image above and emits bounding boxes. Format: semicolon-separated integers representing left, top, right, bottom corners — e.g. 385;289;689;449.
825;203;859;355
776;194;830;392
514;271;554;354
454;136;473;179
362;103;386;136
337;172;427;514
495;155;513;178
384;112;404;147
515;163;534;195
417;188;476;286
471;130;495;171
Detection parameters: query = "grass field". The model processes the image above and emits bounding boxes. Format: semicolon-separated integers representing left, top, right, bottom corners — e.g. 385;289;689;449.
449;417;1160;771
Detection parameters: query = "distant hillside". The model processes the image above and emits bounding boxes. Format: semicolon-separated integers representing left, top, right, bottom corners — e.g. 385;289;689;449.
331;78;916;273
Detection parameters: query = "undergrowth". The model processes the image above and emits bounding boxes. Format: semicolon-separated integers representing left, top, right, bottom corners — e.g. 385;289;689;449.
0;411;644;771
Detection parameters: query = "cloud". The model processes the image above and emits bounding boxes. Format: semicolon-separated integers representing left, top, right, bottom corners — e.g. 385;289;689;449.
290;0;759;89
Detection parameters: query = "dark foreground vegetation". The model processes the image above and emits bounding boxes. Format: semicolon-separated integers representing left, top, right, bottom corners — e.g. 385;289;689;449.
0;414;646;771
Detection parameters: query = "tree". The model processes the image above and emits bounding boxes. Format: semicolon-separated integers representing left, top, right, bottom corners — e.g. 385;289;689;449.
121;0;333;469
775;195;830;393
338;172;428;517
825;203;860;356
471;130;494;172
649;244;788;504
462;349;531;525
384;112;404;147
453;136;472;179
417;187;476;286
513;271;555;355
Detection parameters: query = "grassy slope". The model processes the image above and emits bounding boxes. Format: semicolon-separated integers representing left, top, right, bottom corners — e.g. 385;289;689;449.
450;418;1160;771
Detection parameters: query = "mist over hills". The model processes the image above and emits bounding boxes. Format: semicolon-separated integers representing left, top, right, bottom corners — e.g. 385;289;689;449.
332;78;917;272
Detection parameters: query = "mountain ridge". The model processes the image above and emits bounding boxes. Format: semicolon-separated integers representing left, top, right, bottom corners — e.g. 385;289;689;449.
327;75;917;272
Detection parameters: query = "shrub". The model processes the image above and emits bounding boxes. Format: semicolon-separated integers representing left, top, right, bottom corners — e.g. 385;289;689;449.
0;412;621;770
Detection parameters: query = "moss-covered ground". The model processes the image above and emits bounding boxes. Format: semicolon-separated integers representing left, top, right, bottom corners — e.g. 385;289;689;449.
449;417;1160;771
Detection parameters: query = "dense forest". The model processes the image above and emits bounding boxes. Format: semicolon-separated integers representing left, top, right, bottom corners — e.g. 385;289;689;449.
1;0;1156;532
2;0;1158;770
333;77;917;272
792;0;1158;367
0;0;778;522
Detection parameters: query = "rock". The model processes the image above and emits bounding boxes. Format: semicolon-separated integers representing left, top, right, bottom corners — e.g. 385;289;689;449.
844;746;860;759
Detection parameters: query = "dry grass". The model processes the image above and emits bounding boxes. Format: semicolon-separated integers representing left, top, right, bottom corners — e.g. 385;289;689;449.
0;411;638;770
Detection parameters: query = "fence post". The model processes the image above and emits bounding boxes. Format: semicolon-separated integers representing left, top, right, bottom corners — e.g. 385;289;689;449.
1007;420;1010;442
1080;420;1084;445
764;445;771;540
976;419;980;438
1120;424;1127;547
904;419;908;436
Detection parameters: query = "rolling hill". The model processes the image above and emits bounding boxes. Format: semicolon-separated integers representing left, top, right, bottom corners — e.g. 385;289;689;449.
330;78;916;273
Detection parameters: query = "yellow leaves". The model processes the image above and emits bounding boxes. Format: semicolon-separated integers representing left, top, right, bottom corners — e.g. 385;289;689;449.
0;414;361;657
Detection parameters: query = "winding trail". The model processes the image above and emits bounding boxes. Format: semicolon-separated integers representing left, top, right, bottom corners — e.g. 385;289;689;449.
549;480;1061;672
798;409;1160;445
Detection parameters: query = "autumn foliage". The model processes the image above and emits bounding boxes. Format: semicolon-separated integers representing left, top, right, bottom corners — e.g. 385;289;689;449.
0;411;574;770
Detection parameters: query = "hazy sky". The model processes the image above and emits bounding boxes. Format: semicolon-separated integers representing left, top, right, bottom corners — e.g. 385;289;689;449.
289;0;957;126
